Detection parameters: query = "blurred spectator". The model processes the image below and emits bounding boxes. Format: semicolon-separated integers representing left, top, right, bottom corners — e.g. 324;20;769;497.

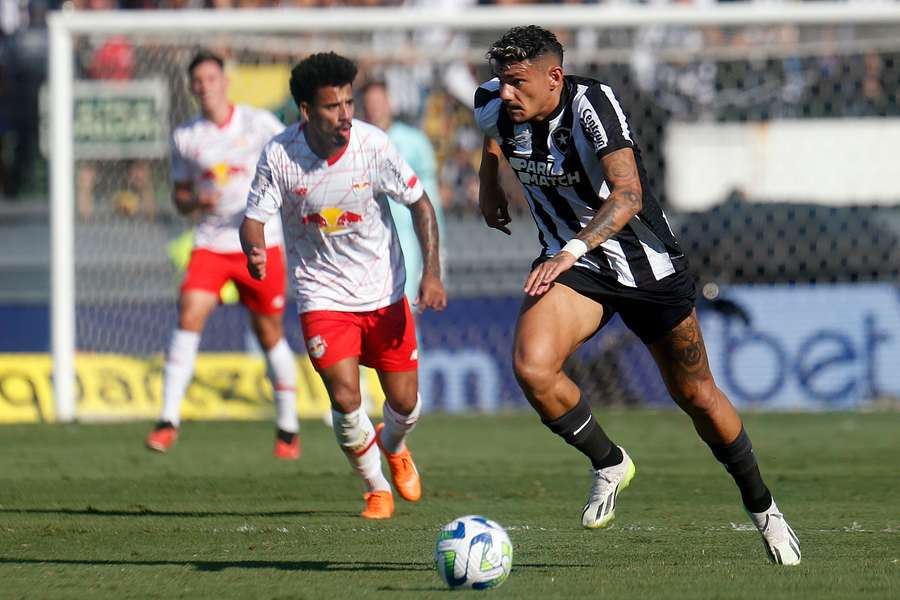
439;128;479;214
362;80;446;303
0;0;49;198
74;0;157;219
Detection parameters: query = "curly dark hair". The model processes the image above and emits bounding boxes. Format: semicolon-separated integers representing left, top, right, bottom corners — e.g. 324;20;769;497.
487;25;564;67
290;52;358;107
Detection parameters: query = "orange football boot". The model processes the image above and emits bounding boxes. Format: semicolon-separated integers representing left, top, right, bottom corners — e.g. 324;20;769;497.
145;422;178;452
375;423;422;502
274;430;301;460
361;491;394;519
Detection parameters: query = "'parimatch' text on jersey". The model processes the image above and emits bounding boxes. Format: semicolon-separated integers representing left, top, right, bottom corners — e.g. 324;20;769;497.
475;76;686;288
171;104;285;252
245;119;424;314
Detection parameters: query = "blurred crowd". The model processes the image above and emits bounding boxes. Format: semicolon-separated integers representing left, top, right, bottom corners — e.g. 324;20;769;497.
1;0;898;214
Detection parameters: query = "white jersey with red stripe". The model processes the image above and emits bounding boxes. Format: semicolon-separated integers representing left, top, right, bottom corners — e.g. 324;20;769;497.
245;119;424;314
171;104;285;253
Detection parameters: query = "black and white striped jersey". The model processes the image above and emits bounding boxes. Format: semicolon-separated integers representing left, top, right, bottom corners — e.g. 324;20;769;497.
475;75;687;288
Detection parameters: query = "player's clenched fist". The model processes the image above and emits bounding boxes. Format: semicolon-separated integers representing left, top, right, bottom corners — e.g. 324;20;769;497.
247;246;267;280
416;272;448;313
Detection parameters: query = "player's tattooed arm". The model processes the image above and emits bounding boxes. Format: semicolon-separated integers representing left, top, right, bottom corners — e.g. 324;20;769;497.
410;193;448;312
523;148;642;296
410;193;441;278
575;147;643;250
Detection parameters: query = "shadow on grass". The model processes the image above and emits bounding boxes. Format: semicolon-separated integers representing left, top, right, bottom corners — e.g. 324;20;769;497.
0;507;355;518
0;558;591;573
0;558;427;572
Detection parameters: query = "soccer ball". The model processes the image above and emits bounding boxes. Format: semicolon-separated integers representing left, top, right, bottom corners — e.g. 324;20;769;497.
434;515;513;590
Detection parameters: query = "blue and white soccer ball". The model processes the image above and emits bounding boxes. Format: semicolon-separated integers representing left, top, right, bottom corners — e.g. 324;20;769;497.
434;515;513;590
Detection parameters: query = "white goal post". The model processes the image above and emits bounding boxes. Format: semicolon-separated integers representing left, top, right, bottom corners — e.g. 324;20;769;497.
46;4;900;422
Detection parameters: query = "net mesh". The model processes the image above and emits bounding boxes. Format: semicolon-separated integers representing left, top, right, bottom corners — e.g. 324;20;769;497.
64;18;900;410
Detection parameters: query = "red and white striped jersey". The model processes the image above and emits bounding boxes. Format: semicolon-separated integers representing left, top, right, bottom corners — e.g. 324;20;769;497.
171;104;285;252
245;119;424;314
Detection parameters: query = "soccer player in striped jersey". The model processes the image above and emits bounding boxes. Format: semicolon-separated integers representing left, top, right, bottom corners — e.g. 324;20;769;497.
240;53;447;519
475;26;800;565
145;50;300;460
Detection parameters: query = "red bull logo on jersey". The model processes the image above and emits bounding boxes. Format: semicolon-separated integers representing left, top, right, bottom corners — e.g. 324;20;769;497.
302;206;364;235
201;163;246;186
507;157;581;187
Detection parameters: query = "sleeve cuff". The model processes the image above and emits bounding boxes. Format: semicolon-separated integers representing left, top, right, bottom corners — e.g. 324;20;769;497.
244;205;275;223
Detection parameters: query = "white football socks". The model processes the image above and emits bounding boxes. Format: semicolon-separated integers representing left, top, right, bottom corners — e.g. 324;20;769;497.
380;394;421;454
159;329;200;427
265;338;298;434
332;407;390;493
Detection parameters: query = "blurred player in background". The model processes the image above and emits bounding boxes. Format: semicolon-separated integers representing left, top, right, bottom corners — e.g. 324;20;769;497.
476;26;800;565
240;52;446;519
362;80;446;308
146;50;300;460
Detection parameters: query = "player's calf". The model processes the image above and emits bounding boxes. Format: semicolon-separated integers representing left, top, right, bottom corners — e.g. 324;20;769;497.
540;398;633;527
332;407;393;517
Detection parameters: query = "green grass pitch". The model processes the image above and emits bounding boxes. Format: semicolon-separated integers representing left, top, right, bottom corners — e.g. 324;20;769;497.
1;412;898;599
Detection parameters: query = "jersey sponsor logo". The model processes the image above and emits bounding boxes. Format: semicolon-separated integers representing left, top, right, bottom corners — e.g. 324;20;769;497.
306;334;327;359
580;106;608;152
293;186;308;196
301;206;364;235
551;127;571;152
507;156;582;187
201;163;246;185
250;169;273;200
383;158;408;190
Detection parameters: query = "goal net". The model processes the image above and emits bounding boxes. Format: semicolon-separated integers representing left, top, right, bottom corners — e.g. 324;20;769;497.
42;5;900;422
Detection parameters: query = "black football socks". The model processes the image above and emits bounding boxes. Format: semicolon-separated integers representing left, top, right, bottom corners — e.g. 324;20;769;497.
708;427;773;513
543;398;623;470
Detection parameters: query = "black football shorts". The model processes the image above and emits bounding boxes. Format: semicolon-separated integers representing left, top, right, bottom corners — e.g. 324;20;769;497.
538;260;697;345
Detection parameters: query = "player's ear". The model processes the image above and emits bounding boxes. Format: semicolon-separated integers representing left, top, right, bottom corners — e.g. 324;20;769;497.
548;64;564;91
299;101;310;122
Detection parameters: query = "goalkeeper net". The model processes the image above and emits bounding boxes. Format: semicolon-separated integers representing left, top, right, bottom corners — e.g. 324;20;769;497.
44;5;900;421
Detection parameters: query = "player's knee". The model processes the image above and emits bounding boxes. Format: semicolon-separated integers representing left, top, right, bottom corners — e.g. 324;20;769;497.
674;379;721;417
178;308;208;332
329;386;362;414
255;320;284;350
513;347;558;394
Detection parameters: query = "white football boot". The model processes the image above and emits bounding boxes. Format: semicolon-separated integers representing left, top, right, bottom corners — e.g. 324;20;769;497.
581;447;636;529
748;499;801;565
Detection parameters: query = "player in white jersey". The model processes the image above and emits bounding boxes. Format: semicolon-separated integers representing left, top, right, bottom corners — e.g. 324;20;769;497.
240;52;447;519
146;51;301;460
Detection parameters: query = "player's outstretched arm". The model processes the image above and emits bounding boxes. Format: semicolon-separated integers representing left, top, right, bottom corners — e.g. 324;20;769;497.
478;135;512;235
524;147;643;296
409;193;447;312
239;217;268;281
